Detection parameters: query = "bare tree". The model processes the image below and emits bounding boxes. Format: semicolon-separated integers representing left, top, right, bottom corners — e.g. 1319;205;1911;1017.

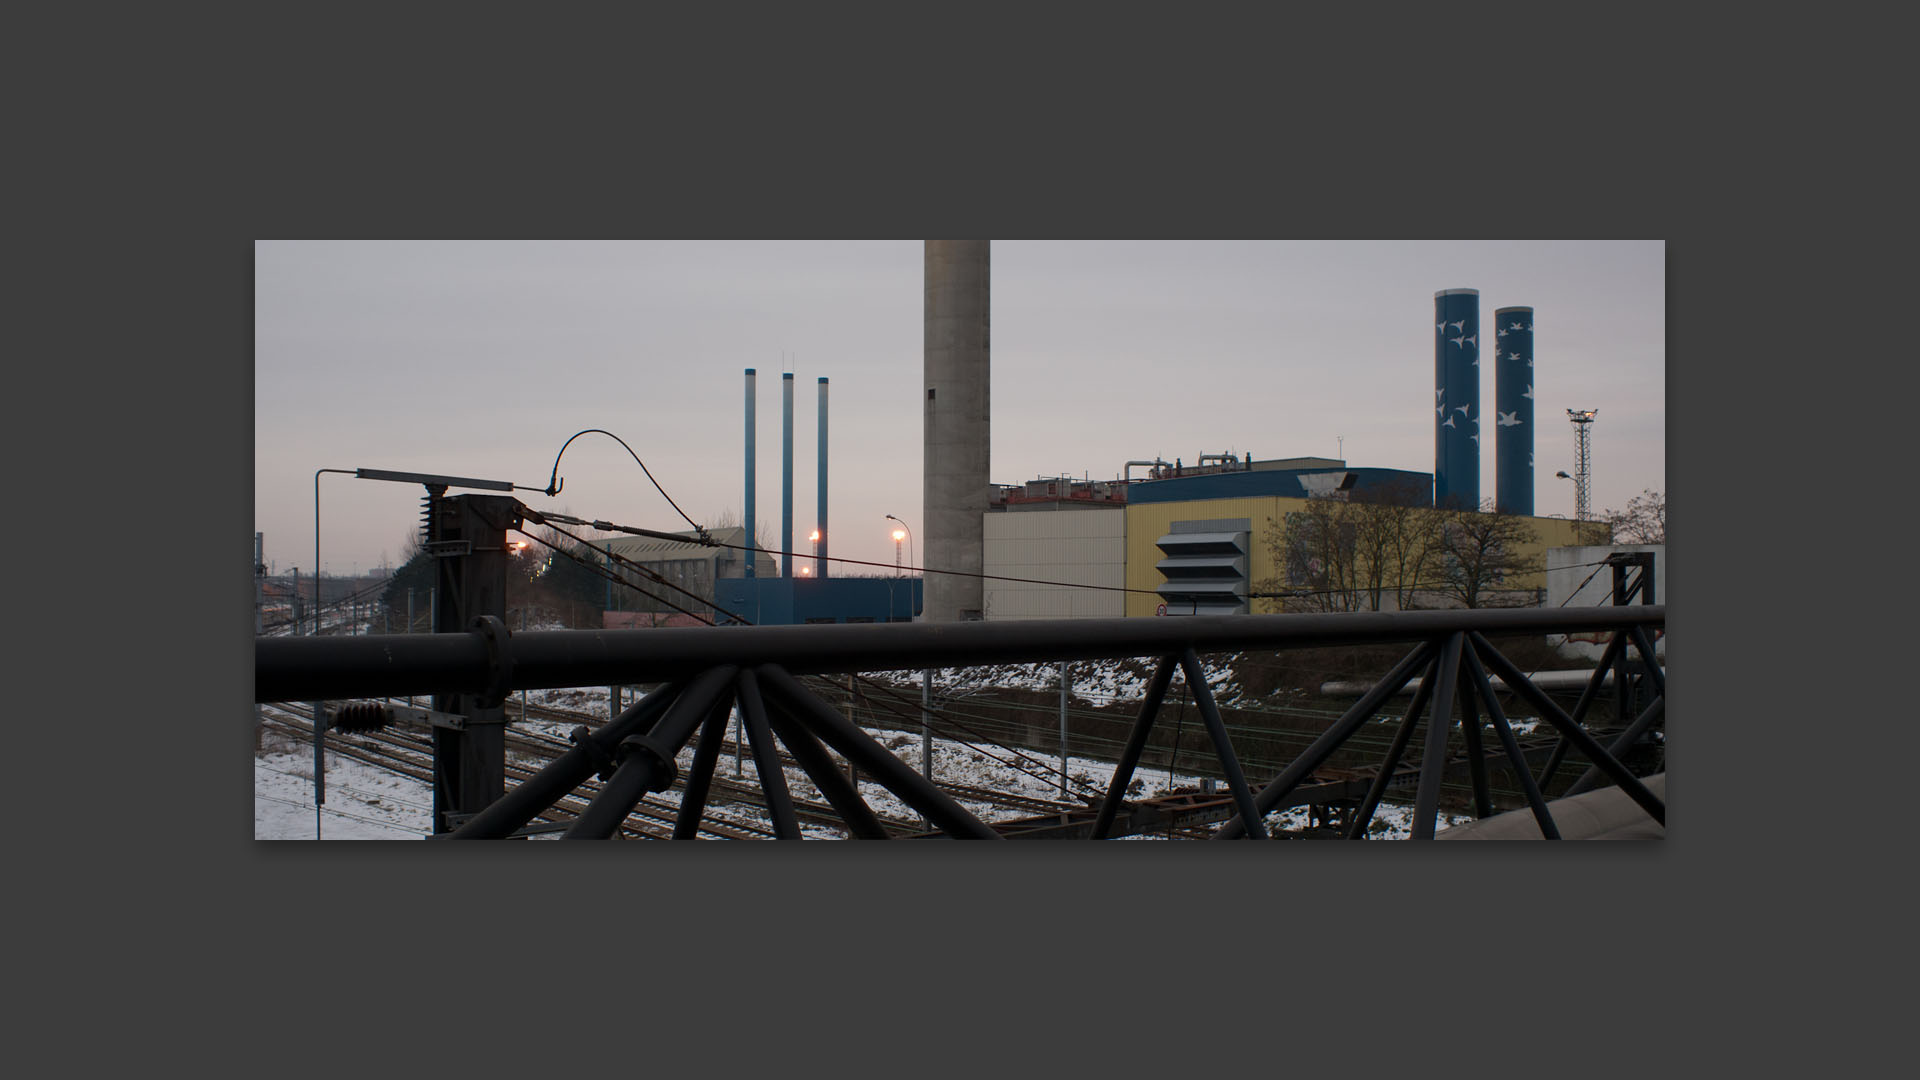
1603;489;1666;544
1256;481;1445;613
1435;501;1541;609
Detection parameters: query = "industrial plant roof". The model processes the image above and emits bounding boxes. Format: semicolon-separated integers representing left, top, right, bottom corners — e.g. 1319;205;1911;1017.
1127;466;1434;505
598;525;750;560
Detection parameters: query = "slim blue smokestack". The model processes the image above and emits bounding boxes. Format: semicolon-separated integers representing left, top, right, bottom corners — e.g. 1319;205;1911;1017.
782;372;794;578
817;376;829;579
1494;306;1534;515
744;368;756;578
1434;288;1481;509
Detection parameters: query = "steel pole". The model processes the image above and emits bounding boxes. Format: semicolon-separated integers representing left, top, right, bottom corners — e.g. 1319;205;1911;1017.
1058;660;1070;798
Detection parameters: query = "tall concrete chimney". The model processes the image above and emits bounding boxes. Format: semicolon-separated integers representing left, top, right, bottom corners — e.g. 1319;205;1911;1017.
816;376;830;579
744;368;757;577
1434;288;1481;509
1494;306;1534;515
924;240;990;621
782;371;794;578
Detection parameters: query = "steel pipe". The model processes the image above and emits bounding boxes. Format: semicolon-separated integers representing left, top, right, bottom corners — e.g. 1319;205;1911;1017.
1346;654;1441;839
757;679;892;838
1469;632;1664;825
1179;648;1265;839
256;606;1665;704
1090;655;1180;839
1566;696;1665;797
1215;640;1436;839
735;670;801;839
1462;644;1559;838
448;681;681;839
672;697;735;838
1411;634;1465;840
1534;631;1630;791
758;665;1000;839
562;665;738;839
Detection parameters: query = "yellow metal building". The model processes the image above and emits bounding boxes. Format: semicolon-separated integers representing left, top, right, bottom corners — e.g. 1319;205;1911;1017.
1123;496;1591;617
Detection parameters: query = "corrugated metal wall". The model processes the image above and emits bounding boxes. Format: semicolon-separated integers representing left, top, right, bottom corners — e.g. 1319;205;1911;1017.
982;509;1125;619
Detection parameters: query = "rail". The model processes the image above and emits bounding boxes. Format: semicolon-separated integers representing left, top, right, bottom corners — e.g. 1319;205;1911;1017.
254;605;1666;840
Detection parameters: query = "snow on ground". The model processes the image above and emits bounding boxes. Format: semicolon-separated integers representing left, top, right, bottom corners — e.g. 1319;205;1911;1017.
254;672;1480;840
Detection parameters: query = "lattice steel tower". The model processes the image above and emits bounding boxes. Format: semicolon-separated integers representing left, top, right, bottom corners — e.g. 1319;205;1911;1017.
1567;409;1596;521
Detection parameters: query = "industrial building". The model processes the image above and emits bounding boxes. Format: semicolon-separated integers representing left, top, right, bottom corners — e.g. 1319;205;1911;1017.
702;246;1610;626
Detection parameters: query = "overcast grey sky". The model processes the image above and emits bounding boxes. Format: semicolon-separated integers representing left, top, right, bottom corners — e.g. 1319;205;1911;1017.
253;240;1664;577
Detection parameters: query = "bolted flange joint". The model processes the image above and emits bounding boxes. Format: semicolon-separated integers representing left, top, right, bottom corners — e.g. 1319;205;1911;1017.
616;734;679;792
469;615;513;708
570;726;617;781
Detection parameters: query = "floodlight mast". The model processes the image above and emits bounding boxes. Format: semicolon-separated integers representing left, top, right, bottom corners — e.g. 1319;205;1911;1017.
1566;409;1597;521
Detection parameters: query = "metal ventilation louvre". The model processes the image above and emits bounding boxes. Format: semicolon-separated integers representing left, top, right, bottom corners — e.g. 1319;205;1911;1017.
1155;518;1250;615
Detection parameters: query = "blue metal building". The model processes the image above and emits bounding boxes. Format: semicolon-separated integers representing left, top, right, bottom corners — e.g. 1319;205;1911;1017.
714;577;923;626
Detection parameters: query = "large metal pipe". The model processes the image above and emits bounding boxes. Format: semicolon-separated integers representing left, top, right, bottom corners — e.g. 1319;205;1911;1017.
1435;288;1481;509
817;376;829;579
782;372;794;578
744;368;757;578
1494;306;1534;515
924;240;990;622
257;605;1664;704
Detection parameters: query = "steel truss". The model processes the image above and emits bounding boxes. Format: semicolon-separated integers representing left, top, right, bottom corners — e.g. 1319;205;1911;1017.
255;606;1665;840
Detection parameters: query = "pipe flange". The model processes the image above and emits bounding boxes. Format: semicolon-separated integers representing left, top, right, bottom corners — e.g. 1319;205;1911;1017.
570;726;617;782
616;735;680;792
469;615;513;708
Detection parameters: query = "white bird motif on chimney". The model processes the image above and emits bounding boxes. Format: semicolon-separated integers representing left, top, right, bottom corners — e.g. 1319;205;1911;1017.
1443;414;1456;428
1450;335;1464;348
1497;411;1522;427
1456;404;1471;416
1449;320;1466;334
1522;384;1534;400
1509;352;1520;361
1510;321;1524;331
1464;334;1476;348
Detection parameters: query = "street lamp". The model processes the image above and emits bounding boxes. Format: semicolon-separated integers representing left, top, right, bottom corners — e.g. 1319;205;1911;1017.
810;529;821;577
885;515;913;576
892;528;906;573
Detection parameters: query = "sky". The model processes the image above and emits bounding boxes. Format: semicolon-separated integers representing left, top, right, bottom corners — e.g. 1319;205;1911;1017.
253;240;1664;578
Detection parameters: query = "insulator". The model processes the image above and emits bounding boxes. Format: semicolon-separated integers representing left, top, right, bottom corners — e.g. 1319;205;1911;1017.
420;490;438;547
331;702;393;734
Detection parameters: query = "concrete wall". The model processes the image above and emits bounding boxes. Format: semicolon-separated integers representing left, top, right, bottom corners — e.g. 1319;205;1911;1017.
923;240;990;622
983;508;1124;619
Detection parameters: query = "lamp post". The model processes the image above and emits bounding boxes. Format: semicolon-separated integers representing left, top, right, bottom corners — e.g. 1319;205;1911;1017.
885;515;913;576
892;528;905;574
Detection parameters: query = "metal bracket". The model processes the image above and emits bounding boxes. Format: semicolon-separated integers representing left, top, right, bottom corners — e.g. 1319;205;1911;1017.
425;540;472;558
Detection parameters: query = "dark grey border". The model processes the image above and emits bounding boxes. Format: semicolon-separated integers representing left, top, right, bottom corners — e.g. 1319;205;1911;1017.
43;13;1849;1060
